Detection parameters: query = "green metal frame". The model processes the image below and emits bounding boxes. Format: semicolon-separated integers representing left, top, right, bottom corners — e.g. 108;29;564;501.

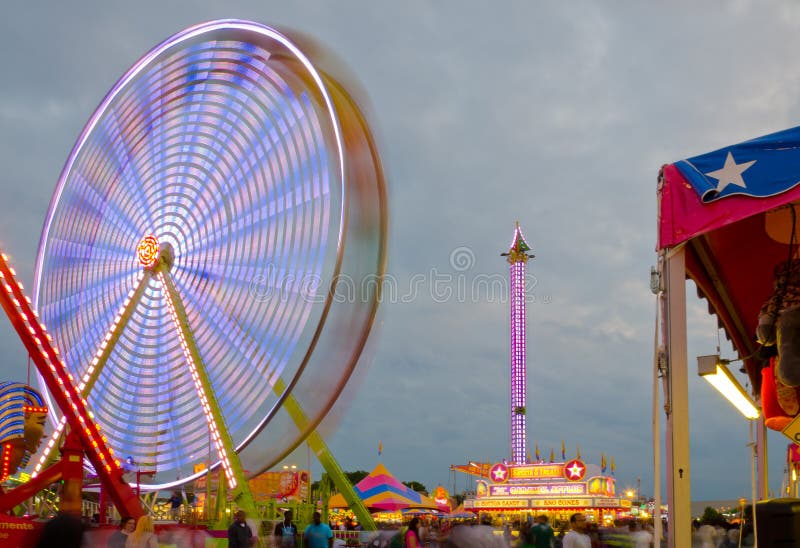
274;378;376;530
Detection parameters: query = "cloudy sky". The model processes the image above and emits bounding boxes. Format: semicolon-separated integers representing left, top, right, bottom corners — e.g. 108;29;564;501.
1;2;798;503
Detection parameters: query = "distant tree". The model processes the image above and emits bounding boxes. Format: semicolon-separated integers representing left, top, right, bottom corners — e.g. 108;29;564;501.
312;471;369;494
346;470;369;486
701;506;723;524
403;481;427;494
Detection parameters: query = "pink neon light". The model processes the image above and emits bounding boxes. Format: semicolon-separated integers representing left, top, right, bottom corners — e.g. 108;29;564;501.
506;226;530;465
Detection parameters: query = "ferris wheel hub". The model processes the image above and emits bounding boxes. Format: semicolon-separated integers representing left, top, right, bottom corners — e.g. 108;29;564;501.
136;235;173;272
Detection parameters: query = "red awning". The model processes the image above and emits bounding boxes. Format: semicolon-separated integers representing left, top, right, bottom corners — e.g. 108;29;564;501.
658;163;800;387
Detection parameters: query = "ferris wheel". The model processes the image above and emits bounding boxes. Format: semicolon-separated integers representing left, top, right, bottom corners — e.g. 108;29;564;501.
29;20;387;500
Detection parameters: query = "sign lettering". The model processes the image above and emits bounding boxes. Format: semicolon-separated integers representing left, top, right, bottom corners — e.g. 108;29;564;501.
473;499;529;508
530;498;589;508
489;483;586;497
592;498;621;508
509;464;564;480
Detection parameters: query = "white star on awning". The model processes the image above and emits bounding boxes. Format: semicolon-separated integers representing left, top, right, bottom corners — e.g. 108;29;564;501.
705;151;756;193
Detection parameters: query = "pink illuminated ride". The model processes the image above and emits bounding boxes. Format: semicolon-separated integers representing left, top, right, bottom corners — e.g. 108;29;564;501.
502;222;534;464
0;19;386;528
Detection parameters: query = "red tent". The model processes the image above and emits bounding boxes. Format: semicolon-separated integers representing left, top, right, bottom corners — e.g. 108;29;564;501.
656;125;800;548
659;162;800;384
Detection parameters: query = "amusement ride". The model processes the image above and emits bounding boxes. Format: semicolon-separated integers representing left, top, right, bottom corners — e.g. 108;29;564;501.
0;19;387;531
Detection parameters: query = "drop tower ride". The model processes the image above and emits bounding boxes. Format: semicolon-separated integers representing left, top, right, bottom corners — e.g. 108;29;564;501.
501;222;534;465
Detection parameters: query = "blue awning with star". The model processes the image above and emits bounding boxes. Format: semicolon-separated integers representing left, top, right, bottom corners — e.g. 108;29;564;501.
674;125;800;203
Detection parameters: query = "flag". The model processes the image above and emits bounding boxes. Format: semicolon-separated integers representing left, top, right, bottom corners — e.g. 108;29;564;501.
535;444;540;462
378;440;382;457
611;457;616;476
601;453;607;473
674;125;800;202
561;440;565;461
549;449;554;463
526;452;531;463
576;445;581;460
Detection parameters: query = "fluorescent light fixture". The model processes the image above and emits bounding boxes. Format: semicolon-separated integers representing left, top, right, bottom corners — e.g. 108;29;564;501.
697;355;759;420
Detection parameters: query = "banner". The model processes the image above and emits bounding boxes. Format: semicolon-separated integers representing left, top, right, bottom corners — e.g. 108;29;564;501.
248;470;310;502
489;483;586;497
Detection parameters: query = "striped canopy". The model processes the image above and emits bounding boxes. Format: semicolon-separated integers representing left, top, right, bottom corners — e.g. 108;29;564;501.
328;463;438;511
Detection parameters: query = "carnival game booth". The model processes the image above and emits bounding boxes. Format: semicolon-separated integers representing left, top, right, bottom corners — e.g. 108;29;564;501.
457;459;628;525
657;125;800;547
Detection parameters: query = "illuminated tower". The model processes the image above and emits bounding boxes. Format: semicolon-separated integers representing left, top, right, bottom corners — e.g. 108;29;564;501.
502;222;533;465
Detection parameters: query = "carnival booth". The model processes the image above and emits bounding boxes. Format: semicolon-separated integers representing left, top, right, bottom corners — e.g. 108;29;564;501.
455;457;627;526
658;125;800;547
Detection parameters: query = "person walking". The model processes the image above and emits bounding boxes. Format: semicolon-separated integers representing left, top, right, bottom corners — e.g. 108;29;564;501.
528;515;555;548
405;517;422;548
107;516;135;548
562;513;591;548
125;515;158;548
168;491;182;521
228;510;255;548
305;511;334;548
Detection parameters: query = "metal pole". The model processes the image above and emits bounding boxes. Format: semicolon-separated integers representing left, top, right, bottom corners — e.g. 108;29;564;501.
664;246;691;548
757;410;768;499
750;421;758;545
652;285;663;546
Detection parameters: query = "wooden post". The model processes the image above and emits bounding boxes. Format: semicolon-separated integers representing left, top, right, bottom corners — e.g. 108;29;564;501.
664;247;691;548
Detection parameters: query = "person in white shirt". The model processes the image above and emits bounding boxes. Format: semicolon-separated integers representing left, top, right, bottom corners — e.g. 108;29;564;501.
562;513;591;548
629;522;654;548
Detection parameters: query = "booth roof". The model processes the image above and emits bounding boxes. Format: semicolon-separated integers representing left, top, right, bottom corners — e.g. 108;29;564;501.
658;125;800;388
328;462;439;511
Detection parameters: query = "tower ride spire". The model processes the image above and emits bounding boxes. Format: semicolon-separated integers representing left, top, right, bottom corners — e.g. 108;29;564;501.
501;222;534;464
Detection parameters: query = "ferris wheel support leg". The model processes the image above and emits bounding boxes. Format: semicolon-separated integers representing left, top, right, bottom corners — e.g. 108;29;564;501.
0;251;144;520
275;379;376;531
158;270;259;522
307;431;377;531
58;430;85;516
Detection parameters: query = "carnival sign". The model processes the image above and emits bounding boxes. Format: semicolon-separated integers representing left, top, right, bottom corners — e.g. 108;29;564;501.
530;498;590;508
473;498;529;508
508;463;564;481
489;483;587;497
593;498;621;508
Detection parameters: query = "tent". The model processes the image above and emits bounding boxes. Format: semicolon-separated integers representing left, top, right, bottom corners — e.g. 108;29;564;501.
445;503;476;519
328;463;439;512
657;125;800;547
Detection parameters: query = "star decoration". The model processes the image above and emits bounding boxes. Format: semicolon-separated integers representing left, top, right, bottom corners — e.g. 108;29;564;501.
563;459;586;481
704;151;756;194
492;467;506;481
566;463;584;479
490;463;508;482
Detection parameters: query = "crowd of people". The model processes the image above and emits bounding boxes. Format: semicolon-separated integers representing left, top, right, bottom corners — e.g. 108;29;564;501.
28;507;757;547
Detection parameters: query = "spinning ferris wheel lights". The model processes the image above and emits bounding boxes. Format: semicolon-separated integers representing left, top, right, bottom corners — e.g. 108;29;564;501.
21;18;387;526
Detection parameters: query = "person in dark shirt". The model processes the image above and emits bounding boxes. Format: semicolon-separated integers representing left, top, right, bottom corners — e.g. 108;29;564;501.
37;513;84;548
274;509;298;547
228;510;254;548
168;491;182;521
107;516;135;548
